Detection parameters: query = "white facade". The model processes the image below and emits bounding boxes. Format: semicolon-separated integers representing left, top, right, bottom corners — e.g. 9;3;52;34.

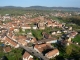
23;55;33;60
21;27;31;30
32;26;37;30
45;52;59;59
14;29;19;32
46;40;57;43
34;47;41;53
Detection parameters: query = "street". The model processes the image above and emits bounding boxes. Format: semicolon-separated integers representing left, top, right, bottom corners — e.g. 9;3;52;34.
20;45;49;60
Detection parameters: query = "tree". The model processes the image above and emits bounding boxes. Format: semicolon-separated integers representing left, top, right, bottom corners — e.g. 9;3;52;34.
19;27;23;33
65;45;72;56
50;57;56;60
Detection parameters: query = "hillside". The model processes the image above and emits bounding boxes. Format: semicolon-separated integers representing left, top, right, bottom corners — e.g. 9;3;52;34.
0;6;80;11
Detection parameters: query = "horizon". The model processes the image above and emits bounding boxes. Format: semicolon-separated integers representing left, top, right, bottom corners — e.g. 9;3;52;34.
0;5;80;8
0;0;80;8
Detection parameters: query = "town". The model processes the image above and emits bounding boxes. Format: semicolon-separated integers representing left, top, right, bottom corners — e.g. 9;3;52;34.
0;8;80;60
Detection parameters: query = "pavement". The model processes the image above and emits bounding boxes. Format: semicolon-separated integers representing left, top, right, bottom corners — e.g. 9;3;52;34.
20;45;49;60
0;28;49;60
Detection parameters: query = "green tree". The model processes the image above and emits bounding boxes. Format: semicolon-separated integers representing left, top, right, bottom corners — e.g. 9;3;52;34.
65;45;72;56
19;27;23;33
50;57;56;60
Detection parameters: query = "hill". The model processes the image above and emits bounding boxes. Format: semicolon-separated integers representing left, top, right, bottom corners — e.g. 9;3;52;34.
0;6;80;11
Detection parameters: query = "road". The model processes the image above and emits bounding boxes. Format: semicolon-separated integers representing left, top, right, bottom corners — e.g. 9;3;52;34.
0;28;49;60
20;45;49;60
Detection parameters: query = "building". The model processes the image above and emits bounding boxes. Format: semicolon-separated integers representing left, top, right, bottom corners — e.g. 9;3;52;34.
17;40;27;46
42;32;49;39
3;36;19;48
3;46;11;53
45;49;59;59
23;51;33;60
38;22;45;30
34;43;52;53
46;38;57;43
32;25;37;30
21;24;31;30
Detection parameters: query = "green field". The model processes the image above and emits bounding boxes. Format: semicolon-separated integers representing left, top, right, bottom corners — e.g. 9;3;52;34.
31;29;43;40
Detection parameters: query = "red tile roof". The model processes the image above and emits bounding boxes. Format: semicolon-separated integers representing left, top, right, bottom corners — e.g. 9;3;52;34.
5;37;17;47
46;49;59;57
3;46;11;53
23;52;30;59
34;43;51;53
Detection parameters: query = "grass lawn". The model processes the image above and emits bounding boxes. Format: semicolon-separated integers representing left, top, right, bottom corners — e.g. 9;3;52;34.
31;29;43;40
72;34;80;43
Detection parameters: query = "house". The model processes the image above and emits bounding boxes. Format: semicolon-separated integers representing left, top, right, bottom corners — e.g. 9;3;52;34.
57;31;61;34
46;38;57;43
18;40;27;46
51;31;56;35
34;43;52;53
30;38;37;43
63;30;68;33
18;35;27;41
38;22;45;30
26;38;32;43
25;37;37;43
42;32;52;39
27;32;32;35
21;24;31;30
12;35;26;41
4;36;19;48
52;23;58;28
67;31;78;38
32;25;37;30
58;24;63;28
67;37;72;42
39;26;45;30
3;46;11;53
14;28;19;32
45;49;59;59
69;27;72;30
69;31;78;38
9;27;14;31
39;16;45;21
7;32;13;38
46;20;53;27
12;35;18;42
42;32;49;39
23;51;33;60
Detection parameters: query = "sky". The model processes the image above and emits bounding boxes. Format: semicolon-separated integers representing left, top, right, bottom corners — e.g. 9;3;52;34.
0;0;80;8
